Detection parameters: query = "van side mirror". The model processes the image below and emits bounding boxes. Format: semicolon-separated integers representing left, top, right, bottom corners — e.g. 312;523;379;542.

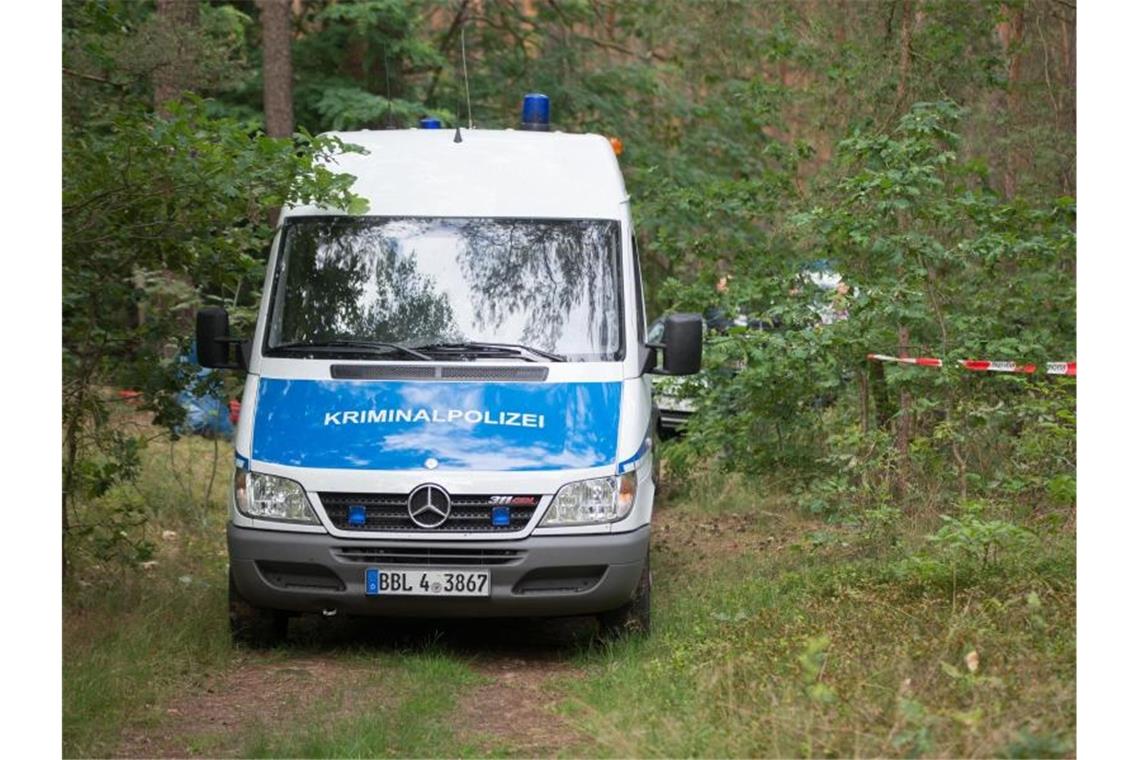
196;307;247;370
650;313;702;376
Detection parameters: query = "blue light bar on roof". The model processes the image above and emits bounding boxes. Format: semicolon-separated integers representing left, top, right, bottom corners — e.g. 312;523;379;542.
520;93;550;131
419;117;442;129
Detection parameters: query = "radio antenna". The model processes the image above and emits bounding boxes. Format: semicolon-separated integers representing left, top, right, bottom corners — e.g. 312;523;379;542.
383;50;395;129
460;25;473;129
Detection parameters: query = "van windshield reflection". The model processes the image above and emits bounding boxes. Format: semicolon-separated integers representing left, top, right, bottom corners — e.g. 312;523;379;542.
265;217;623;362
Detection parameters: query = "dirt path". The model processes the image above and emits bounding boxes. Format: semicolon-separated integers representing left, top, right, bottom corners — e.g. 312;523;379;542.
113;615;596;758
455;656;590;756
115;655;374;758
112;509;745;758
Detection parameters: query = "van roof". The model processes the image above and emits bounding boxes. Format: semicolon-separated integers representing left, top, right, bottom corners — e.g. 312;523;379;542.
285;128;629;221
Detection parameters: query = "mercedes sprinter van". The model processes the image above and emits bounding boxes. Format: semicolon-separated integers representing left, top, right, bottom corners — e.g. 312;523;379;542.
196;98;702;645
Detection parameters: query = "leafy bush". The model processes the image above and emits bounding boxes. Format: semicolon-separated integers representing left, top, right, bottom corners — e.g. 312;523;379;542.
661;100;1074;534
887;500;1039;594
62;96;366;570
928;505;1037;568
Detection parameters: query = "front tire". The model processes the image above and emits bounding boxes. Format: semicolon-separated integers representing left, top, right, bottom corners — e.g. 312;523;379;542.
229;570;287;648
598;555;651;639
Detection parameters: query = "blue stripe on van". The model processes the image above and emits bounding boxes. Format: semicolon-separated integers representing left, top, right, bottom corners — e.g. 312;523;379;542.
617;436;651;474
251;378;622;471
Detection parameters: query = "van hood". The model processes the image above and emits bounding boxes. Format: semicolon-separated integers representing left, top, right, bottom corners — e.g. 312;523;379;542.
250;378;622;472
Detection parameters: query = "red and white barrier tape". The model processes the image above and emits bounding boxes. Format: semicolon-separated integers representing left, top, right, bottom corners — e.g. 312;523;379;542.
867;354;1075;376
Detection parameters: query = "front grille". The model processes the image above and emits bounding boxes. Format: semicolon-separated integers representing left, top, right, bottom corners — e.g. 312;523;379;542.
319;492;541;532
333;546;526;566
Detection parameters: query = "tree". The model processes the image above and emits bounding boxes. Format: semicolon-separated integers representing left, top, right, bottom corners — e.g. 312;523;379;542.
61;0;1076;561
259;0;294;138
62;0;368;573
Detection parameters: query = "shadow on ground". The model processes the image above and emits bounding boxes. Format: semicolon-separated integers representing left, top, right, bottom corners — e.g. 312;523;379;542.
284;611;600;660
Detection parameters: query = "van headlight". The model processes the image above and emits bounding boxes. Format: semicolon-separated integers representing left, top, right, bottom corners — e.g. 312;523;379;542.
233;469;319;524
540;472;638;526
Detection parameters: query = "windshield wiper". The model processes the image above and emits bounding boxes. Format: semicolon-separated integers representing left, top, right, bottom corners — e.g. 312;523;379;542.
272;340;432;361
416;341;566;363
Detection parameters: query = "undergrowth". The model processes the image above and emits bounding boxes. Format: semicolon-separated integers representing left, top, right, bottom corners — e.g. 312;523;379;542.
63;432;233;757
563;472;1075;758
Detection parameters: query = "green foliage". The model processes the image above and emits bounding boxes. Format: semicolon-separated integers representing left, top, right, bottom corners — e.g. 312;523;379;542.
63;0;255;114
63;0;369;569
290;0;447;131
892;696;936;757
63;433;234;756
61;0;1075;574
71;494;155;568
999;729;1074;759
859;503;904;551
302;82;430;131
60;4;1075;754
797;635;837;704
561;489;1074;757
927;501;1038;569
886;498;1043;597
661;97;1073;536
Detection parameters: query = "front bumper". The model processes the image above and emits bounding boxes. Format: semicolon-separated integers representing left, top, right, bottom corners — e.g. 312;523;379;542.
228;523;649;618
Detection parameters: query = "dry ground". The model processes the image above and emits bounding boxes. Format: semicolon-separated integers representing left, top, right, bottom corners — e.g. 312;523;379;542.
109;508;712;758
113;617;601;758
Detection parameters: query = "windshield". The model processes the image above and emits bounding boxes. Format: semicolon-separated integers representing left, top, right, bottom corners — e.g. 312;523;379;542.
265;217;624;362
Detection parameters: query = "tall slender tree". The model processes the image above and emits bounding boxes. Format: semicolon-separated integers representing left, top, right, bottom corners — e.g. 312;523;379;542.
259;0;294;138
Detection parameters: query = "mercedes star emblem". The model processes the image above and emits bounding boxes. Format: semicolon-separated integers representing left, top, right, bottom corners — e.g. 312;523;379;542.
407;484;451;529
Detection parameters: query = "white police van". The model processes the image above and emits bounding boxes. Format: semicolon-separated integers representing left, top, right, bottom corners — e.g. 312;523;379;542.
196;95;702;645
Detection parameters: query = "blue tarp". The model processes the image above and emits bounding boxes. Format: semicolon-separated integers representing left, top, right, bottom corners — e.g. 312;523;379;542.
178;344;234;439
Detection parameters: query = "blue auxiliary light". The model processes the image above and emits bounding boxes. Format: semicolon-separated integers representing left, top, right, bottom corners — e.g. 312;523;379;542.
419;117;442;129
520;93;550;131
491;506;511;527
347;505;367;526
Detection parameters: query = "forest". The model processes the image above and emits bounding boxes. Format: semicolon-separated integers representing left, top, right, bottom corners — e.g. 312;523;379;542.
62;1;1076;757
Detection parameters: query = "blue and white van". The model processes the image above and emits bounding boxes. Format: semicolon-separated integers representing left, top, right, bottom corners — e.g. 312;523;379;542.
196;97;702;645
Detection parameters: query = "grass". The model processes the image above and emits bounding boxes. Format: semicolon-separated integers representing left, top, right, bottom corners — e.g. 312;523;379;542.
558;474;1076;758
63;579;231;755
235;650;489;758
63;433;235;757
63;433;1075;758
63;431;495;758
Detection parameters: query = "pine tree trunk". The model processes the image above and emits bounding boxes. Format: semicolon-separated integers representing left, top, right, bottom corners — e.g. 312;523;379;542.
895;326;911;503
892;2;916;503
259;0;295;139
894;0;915;107
997;3;1025;199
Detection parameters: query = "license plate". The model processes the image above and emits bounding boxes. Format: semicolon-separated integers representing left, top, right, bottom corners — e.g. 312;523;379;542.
365;568;490;597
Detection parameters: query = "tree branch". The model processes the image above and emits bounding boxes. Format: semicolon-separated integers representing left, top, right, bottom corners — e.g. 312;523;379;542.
578;33;671;63
424;0;471;105
63;67;124;88
543;0;669;62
